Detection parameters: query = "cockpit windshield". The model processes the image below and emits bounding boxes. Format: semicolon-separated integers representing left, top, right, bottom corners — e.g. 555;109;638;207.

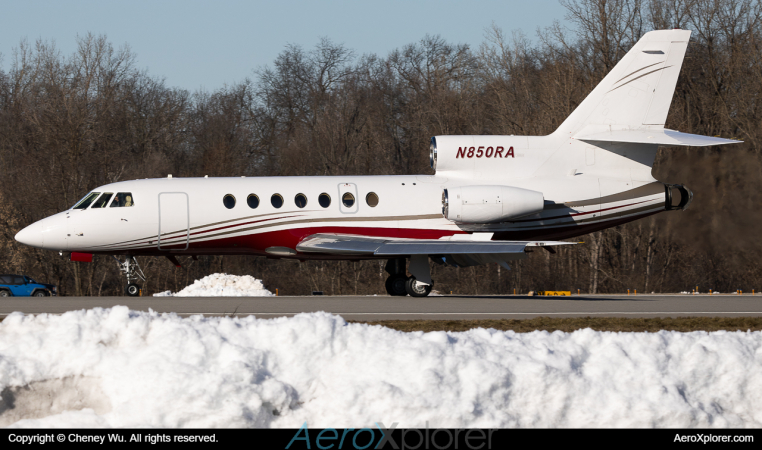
71;192;100;210
92;193;113;208
110;192;135;207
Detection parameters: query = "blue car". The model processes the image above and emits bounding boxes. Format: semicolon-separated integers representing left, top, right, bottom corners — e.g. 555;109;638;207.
0;275;57;297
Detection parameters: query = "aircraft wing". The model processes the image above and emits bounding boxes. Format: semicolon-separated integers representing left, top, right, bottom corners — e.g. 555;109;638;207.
295;233;577;256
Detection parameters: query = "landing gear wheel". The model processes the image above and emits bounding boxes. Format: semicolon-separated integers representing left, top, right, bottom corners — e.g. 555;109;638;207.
405;277;432;297
405;277;431;297
125;283;141;297
385;274;408;296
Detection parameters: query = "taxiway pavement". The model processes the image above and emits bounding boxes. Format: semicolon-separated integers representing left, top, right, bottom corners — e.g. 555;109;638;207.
1;294;761;320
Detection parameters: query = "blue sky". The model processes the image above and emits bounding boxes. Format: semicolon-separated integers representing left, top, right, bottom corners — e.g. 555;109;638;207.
0;0;570;92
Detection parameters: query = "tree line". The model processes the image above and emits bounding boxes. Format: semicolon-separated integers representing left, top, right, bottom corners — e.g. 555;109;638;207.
1;0;761;296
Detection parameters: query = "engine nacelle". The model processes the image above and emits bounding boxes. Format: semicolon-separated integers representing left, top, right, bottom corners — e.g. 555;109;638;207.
442;185;544;223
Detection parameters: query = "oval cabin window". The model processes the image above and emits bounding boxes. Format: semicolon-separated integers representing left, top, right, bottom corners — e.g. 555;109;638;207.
295;193;307;208
366;192;379;207
271;194;284;208
318;193;331;208
223;194;236;209
247;194;260;209
342;192;355;208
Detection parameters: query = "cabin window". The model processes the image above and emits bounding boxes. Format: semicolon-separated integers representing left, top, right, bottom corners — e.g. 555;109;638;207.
271;194;284;208
72;192;100;210
295;193;307;208
223;194;236;209
110;193;135;207
342;192;355;208
366;192;379;207
247;194;260;209
318;193;331;208
91;193;114;208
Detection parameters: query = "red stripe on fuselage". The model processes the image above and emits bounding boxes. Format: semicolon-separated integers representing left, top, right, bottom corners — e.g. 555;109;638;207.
107;226;463;255
187;226;465;252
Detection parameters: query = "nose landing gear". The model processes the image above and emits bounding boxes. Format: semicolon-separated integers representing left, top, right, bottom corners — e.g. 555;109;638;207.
113;256;146;297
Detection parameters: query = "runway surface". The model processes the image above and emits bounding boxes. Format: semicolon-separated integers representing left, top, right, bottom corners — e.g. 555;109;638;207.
2;294;762;320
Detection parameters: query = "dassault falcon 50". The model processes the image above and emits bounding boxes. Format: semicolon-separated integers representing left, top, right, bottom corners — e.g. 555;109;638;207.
15;30;740;297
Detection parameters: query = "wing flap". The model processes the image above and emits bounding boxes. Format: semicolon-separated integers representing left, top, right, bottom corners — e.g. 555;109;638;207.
375;241;529;255
295;234;387;255
296;233;576;256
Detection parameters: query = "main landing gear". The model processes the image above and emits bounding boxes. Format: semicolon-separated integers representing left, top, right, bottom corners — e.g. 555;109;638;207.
384;256;433;297
113;256;146;297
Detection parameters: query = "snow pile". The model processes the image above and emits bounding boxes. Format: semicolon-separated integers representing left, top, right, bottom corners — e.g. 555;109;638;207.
153;273;273;297
2;308;762;428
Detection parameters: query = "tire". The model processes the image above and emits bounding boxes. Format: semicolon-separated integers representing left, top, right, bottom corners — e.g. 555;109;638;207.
0;290;11;297
385;274;408;296
125;283;141;297
405;276;432;297
33;290;48;297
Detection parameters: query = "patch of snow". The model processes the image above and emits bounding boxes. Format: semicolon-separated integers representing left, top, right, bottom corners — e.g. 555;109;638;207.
2;308;762;428
153;273;273;297
0;376;111;427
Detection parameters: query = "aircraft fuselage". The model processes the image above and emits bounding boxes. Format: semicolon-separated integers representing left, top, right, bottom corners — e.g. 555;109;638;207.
19;172;669;258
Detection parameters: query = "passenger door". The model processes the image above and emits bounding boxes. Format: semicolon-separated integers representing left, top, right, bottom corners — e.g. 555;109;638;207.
158;192;189;250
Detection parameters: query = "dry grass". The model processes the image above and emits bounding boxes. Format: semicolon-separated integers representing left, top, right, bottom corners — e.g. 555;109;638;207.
353;317;762;333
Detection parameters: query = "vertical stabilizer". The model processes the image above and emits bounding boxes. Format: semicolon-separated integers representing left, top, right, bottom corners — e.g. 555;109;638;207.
554;29;691;136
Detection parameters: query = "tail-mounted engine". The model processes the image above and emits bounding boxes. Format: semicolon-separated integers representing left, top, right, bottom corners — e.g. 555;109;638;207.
442;185;544;223
665;184;693;211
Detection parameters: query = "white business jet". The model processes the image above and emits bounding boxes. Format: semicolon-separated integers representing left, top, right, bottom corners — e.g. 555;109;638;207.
15;30;739;297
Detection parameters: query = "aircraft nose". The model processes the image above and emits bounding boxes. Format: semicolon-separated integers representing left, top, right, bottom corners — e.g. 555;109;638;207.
15;222;43;248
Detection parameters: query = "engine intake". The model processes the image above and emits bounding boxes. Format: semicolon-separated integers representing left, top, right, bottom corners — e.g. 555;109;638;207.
443;185;544;223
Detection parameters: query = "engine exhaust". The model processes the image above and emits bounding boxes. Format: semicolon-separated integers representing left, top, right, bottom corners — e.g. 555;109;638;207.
665;184;693;211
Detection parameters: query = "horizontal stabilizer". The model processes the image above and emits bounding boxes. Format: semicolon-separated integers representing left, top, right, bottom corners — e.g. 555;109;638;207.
575;128;741;147
296;233;576;256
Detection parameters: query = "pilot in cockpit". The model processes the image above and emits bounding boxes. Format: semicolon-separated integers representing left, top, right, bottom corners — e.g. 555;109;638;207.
110;193;134;208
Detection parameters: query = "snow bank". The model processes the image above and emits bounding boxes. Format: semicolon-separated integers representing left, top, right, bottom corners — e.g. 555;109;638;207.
153;273;273;297
2;308;762;428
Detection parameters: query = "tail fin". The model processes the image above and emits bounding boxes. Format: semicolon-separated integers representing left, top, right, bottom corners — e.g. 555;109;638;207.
555;29;692;137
